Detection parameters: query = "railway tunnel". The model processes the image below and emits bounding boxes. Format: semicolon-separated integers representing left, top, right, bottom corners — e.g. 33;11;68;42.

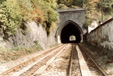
56;20;83;43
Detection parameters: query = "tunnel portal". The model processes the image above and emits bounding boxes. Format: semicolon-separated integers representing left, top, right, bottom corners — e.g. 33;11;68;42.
60;21;83;43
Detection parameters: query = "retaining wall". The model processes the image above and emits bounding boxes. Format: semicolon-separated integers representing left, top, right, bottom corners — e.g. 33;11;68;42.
87;18;113;51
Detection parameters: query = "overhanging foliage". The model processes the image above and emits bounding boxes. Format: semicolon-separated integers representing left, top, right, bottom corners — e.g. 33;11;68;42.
0;0;58;39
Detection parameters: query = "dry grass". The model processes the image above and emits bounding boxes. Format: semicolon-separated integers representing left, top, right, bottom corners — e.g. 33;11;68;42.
31;7;45;24
0;45;42;63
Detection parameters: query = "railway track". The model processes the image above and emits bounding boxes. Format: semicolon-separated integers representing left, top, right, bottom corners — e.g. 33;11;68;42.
67;44;107;76
78;44;108;76
0;44;67;76
0;43;107;76
67;44;81;76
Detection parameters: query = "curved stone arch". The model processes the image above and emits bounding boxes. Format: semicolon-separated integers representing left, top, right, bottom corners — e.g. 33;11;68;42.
55;20;83;43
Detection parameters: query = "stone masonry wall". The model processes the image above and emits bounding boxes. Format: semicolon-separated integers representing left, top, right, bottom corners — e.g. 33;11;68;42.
0;21;57;49
58;10;85;33
87;18;113;51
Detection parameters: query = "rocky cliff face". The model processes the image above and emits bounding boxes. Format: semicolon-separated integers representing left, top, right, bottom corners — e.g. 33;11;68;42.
0;21;57;49
87;18;113;51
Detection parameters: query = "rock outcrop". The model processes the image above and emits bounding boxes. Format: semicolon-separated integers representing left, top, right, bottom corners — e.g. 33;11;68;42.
0;21;56;49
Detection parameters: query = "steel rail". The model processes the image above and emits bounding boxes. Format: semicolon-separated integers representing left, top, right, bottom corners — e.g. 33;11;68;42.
67;44;73;76
20;45;66;76
78;44;107;76
0;44;63;76
33;44;67;76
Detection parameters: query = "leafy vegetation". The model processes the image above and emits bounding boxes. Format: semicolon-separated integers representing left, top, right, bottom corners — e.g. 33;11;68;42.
34;40;43;50
97;0;113;21
0;0;58;63
83;20;91;29
1;0;112;38
0;40;43;62
85;0;113;23
0;0;23;39
0;0;58;39
57;0;113;26
57;0;91;7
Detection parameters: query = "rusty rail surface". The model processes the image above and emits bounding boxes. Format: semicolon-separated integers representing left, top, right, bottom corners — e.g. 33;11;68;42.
20;46;65;76
0;44;64;76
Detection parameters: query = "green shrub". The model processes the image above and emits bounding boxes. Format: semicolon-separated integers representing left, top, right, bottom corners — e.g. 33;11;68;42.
83;19;90;29
0;0;23;39
58;4;69;9
34;40;43;50
35;0;58;35
0;0;58;38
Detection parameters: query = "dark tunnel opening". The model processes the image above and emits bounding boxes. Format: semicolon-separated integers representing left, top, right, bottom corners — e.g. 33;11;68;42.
61;22;82;43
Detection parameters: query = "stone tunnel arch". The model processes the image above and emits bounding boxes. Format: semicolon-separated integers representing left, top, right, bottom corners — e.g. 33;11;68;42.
55;20;83;43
